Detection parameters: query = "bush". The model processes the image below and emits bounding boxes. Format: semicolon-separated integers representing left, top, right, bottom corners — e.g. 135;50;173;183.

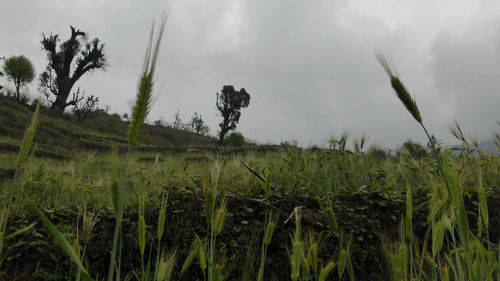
398;140;428;159
226;131;245;147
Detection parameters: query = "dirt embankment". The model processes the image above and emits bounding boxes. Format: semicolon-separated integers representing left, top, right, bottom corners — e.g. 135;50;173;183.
2;189;499;281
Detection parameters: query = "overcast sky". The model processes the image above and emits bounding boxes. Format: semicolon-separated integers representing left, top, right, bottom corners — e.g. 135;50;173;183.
1;0;500;149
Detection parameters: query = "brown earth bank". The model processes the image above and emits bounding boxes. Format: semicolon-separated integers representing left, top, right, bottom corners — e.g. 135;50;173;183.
2;189;499;281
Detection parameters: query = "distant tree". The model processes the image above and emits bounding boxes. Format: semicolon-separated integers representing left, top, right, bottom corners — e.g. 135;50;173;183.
367;145;389;160
0;56;5;93
226;131;245;147
72;89;99;121
104;105;111;114
172;109;183;130
2;55;35;102
154;119;164;127
281;139;298;148
122;113;130;122
216;85;250;145
190;112;210;135
399;140;428;159
39;26;106;113
154;116;167;127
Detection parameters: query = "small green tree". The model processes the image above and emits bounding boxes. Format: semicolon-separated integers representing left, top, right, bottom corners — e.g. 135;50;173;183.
216;85;250;145
226;132;246;147
172;109;183;129
190;112;210;135
2;55;35;102
72;90;99;121
398;140;428;159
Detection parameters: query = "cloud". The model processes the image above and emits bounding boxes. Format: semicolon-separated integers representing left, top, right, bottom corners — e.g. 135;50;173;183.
430;20;500;141
1;0;500;148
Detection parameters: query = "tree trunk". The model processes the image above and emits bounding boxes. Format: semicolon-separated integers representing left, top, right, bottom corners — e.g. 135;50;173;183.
218;132;225;146
15;83;20;102
51;90;70;113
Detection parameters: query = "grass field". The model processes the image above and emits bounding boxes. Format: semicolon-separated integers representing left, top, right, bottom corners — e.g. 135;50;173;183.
1;133;499;280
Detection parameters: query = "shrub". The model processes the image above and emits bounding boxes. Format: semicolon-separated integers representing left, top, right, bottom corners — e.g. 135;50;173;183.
226;132;245;147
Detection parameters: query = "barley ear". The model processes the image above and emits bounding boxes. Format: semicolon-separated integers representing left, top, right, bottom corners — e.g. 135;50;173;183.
477;168;488;228
16;102;40;168
214;194;227;235
157;192;168;240
376;52;422;124
128;16;167;145
110;178;120;216
306;238;318;274
198;245;206;271
318;261;335;281
138;214;146;256
291;240;301;281
263;212;278;246
338;249;347;280
432;219;446;257
156;250;177;281
325;206;338;232
405;185;413;239
291;235;302;280
181;236;202;273
181;247;197;274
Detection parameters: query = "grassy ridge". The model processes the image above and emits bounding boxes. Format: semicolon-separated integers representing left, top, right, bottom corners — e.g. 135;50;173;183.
0;95;217;160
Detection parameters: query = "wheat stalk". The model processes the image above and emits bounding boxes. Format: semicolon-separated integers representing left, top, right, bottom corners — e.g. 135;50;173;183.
318;261;335;281
156;250;177;281
16;102;41;168
128;16;167;146
108;16;167;281
0;102;41;256
376;53;422;124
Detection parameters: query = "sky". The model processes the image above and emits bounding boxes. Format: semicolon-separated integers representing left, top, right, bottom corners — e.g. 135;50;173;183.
1;0;500;149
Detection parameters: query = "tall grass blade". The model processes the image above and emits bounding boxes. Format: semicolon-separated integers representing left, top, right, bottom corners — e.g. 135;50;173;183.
0;102;41;255
3;222;36;240
16;102;40;168
26;198;93;281
477;168;488;228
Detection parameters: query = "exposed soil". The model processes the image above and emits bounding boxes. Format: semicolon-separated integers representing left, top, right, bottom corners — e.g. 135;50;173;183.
1;189;499;281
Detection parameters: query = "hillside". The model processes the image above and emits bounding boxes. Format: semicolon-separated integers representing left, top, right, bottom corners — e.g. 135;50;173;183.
0;95;218;160
479;139;500;154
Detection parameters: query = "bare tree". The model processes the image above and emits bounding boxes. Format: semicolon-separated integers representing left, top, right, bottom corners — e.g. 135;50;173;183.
39;26;106;113
190;112;210;135
71;88;99;120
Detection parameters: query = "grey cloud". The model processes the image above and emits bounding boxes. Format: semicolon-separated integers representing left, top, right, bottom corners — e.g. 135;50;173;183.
430;22;500;142
1;1;499;149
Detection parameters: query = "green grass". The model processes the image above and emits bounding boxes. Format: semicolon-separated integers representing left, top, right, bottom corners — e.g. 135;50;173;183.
0;94;217;160
1;143;498;280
